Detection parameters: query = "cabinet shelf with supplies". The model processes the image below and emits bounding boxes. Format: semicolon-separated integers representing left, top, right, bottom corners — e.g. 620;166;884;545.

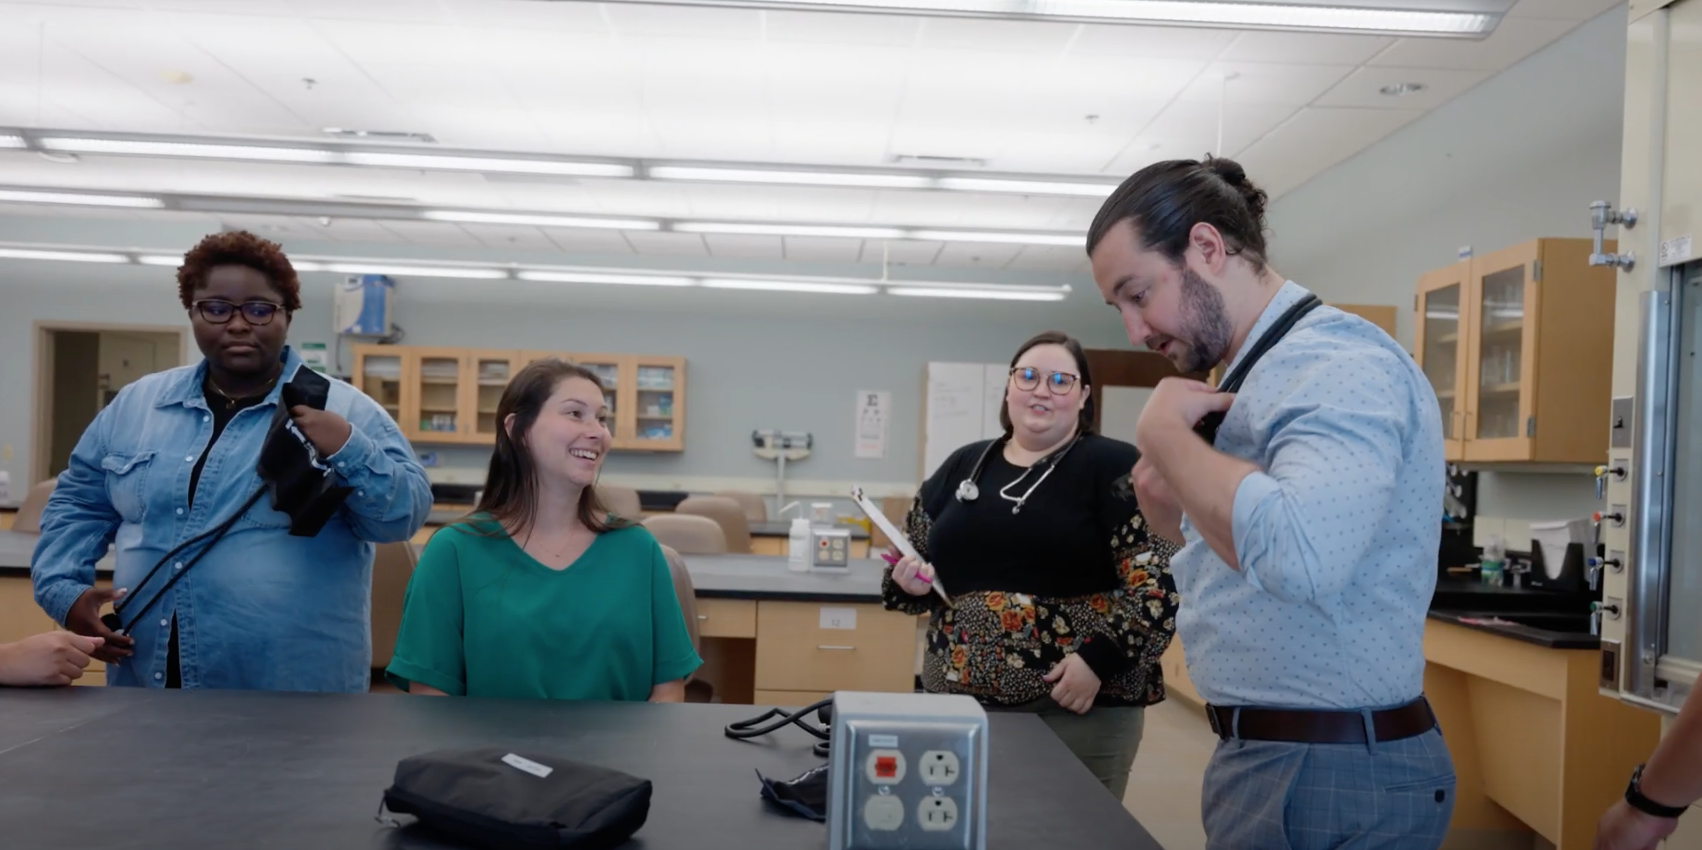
351;345;686;452
1414;237;1616;464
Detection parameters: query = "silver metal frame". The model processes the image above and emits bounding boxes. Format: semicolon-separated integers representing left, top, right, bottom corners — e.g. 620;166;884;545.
1625;270;1696;710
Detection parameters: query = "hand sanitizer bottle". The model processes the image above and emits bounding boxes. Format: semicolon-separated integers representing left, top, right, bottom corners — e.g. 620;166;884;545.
788;517;812;572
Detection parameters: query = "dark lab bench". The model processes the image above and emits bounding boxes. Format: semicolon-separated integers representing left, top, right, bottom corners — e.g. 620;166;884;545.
0;687;1164;850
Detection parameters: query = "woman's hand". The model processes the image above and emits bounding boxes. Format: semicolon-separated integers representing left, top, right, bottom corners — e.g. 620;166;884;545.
890;553;938;597
63;586;134;662
1043;653;1101;715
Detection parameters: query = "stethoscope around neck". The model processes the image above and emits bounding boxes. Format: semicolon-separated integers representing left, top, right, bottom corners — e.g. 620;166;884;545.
955;432;1082;514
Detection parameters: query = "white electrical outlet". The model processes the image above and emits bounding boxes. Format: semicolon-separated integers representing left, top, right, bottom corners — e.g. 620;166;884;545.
918;797;958;832
864;795;905;831
919;751;960;786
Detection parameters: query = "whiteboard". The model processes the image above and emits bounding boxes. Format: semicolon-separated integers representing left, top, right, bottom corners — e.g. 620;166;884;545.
922;362;1008;480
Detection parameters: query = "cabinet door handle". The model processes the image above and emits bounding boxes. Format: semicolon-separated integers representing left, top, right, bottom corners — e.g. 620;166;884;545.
697;615;709;620
816;645;856;651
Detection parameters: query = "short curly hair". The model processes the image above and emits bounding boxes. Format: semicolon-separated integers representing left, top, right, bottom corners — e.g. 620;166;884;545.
175;230;302;313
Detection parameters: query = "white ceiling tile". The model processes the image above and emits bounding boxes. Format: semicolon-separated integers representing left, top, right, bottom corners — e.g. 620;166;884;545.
439;0;610;33
1068;24;1239;60
1370;16;1576;71
762;10;921;46
411;107;549;151
357;63;523;110
648;117;775;161
769;120;896;166
375;220;483;247
677;183;878;223
540;227;633;255
988;131;1141;174
864;239;943;265
530;111;658;158
212;214;328;240
1218;31;1395;65
1176;62;1357;106
455;223;556;252
1003;245;1088;271
783;236;864;262
915;18;1079;53
622;231;710;256
1504;0;1621;20
316;218;409;243
933;241;1024;268
1314;66;1491;109
703;234;783;258
1108;101;1298;168
601;5;764;39
1237;107;1425;198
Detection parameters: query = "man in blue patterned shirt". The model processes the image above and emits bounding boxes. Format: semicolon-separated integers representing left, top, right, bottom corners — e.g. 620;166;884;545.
1087;156;1454;849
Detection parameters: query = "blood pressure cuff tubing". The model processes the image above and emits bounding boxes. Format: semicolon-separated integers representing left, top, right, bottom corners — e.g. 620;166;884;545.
380;747;652;850
257;365;351;537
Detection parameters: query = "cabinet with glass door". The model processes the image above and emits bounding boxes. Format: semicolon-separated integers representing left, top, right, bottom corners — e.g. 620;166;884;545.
1412;237;1616;464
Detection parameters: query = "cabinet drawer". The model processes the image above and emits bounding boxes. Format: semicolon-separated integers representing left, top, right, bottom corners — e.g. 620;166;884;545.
754;601;915;693
755;689;833;707
694;598;756;638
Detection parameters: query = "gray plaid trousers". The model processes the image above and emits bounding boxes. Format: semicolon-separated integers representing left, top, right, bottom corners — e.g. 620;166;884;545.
1201;727;1455;849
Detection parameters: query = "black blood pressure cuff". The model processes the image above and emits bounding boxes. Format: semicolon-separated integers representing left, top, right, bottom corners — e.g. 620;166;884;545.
379;747;652;850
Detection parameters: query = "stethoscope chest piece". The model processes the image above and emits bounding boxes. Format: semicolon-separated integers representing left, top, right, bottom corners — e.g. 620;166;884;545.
955;480;980;502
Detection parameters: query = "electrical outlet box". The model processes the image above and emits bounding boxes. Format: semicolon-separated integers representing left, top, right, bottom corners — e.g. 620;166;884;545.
812;527;852;571
827;691;988;850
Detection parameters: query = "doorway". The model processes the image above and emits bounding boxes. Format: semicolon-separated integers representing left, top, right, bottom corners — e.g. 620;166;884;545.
32;323;188;485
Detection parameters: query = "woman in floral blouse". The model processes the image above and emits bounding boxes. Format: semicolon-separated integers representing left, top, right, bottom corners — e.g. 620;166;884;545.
884;330;1179;799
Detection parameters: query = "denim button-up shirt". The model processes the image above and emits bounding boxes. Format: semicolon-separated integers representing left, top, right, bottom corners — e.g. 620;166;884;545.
32;346;431;692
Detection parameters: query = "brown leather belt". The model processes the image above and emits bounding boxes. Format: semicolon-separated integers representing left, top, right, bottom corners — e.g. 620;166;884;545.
1205;697;1437;744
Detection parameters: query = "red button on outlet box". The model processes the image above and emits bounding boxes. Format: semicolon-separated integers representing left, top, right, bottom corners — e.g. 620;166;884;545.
875;756;898;778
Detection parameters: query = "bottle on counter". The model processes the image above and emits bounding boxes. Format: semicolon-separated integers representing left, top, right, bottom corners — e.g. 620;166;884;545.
1480;534;1506;587
788;517;811;573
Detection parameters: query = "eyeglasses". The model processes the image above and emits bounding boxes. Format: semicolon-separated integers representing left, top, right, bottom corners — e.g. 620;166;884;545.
1010;366;1079;393
193;299;283;326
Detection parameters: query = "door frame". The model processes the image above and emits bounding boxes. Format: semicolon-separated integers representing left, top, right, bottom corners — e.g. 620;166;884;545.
30;321;189;487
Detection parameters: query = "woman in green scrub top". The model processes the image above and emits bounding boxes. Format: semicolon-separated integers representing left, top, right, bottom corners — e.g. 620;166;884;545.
385;359;701;701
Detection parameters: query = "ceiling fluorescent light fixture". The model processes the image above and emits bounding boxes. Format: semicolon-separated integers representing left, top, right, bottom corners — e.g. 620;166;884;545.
889;286;1067;302
911;229;1081;247
0;189;164;209
0;247;131;263
676;222;907;239
936;177;1118;197
422;210;660;230
38;137;338;163
724;0;1493;35
517;270;695;287
345;151;632;178
320;262;507;280
137;254;183;266
649;166;933;190
701;278;878;295
0;135;24;149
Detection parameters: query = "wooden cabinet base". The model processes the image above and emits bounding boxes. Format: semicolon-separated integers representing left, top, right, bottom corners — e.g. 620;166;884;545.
1424;620;1659;849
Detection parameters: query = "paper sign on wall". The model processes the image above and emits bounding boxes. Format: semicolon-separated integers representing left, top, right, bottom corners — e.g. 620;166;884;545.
854;391;891;460
820;607;858;630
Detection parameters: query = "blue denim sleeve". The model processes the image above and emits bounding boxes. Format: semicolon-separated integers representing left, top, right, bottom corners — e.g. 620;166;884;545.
323;394;432;544
32;405;120;626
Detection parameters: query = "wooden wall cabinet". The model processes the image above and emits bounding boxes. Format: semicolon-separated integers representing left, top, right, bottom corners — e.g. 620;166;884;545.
1414;238;1616;464
351;345;686;452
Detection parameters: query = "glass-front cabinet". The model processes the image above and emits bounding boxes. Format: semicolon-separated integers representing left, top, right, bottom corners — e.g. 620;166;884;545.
412;348;466;441
1410;238;1615;465
1415;263;1468;460
353;350;406;427
1462;242;1539;461
468;352;523;443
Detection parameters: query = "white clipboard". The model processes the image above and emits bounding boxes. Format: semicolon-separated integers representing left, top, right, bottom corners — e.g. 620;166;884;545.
851;486;951;606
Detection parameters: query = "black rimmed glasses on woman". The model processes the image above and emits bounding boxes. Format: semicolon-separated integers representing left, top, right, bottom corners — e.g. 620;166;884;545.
193;300;282;325
1010;366;1079;393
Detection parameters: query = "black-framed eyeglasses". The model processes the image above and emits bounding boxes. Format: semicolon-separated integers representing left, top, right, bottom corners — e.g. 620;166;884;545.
1010;367;1079;393
193;299;282;326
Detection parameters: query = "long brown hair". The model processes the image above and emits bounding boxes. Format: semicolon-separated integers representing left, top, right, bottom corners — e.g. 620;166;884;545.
468;358;632;536
997;330;1097;439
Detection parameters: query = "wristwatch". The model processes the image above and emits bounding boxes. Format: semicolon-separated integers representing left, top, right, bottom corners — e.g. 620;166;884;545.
1626;764;1689;819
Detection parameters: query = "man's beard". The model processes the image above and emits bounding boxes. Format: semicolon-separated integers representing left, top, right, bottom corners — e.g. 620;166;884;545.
1148;266;1233;374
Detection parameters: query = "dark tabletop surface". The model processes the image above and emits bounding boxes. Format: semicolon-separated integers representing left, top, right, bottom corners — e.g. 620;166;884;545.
0;688;1162;850
1425;610;1600;650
